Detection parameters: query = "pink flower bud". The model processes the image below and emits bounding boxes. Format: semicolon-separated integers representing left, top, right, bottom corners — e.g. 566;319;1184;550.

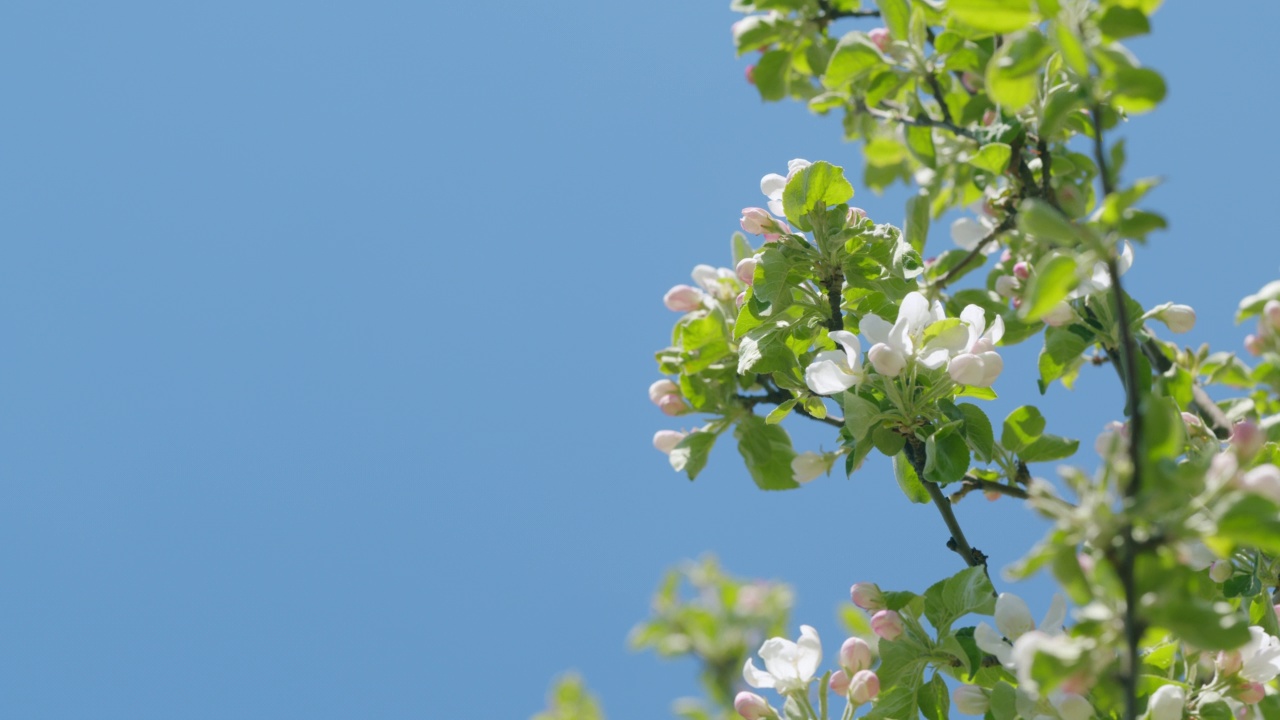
664;284;703;312
1232;421;1264;462
1246;334;1263;356
848;670;880;704
999;248;1013;263
1011;297;1022;310
1077;552;1095;576
736;257;758;285
1182;412;1204;432
953;686;989;715
1013;261;1030;280
736;292;746;308
740;207;773;235
840;637;873;672
657;394;688;416
649;379;679;404
734;691;773;720
1266;300;1280;330
653;430;687;455
850;582;885;611
870;609;903;641
847;207;867;224
984;491;1001;501
1218;650;1243;676
1209;560;1233;583
982;108;997;126
762;220;791;243
1238;683;1266;705
745;64;755;85
867;28;891;52
829;669;851;696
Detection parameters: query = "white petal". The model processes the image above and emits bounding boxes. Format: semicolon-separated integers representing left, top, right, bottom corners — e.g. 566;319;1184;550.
806;354;859;395
787;159;812;177
995;593;1036;640
691;264;719;292
767;198;785;218
868;344;907;377
760;173;787;199
987;314;1005;345
859;314;893;346
759;637;798;682
792;453;829;483
960;304;987;343
974;622;1008;657
796;625;823;681
977;351;1003;387
1039;594;1067;633
951;217;987;251
919;347;951;370
898;292;932;332
829;330;862;366
743;658;778;689
948;353;985;386
1116;241;1134;276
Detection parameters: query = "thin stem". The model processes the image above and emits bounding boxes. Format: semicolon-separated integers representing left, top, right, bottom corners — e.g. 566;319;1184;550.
856;101;981;141
931;215;1017;291
905;438;987;568
949;477;1030;502
924;71;954;125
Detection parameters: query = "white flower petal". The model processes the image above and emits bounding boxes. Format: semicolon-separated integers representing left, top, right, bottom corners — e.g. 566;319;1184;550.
829;330;862;366
995;593;1036;640
859;313;893;346
743;658;778;689
919;347;951;370
868;343;907;377
796;625;823;681
987;314;1005;345
760;173;787;199
787;159;812;177
977;351;1003;386
898;292;932;333
806;352;859;395
960;304;986;343
948;354;985;386
767;198;785;218
951;217;987;251
1039;594;1067;633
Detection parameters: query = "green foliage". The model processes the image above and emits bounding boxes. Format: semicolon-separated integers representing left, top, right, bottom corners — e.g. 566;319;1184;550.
532;674;607;720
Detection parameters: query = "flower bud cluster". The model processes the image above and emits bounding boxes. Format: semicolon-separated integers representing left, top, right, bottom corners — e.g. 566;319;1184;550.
648;379;688;417
663;264;745;313
1244;295;1280;356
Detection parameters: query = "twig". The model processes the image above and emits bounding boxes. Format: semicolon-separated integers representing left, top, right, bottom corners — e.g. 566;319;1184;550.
905;438;987;569
737;390;844;428
1191;384;1233;440
949;477;1030;502
856;101;981;141
924;72;954;125
931;215;1017;291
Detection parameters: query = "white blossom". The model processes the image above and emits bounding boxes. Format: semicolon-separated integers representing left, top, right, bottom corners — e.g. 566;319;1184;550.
760;159;812;218
805;330;865;395
859;292;963;377
743;625;822;694
1147;685;1185;720
948;305;1005;388
791;452;831;484
1239;627;1280;683
1070;242;1134;298
975;593;1066;669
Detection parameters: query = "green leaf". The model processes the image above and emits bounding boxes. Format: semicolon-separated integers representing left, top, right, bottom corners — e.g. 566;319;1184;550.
1020;253;1079;322
877;0;911;41
735;415;801;490
1147;597;1251;650
751;247;796;312
1141;395;1184;469
904;194;931;254
1200;701;1235;720
865;686;918;720
917;674;950;720
1002;406;1046;452
1017;198;1083;244
923;566;996;635
968;143;1012;174
1097;6;1151;38
1105;67;1166;115
731;232;755;265
1052;22;1089;76
766;399;797;424
824;34;885;89
958;403;995;463
754;50;792;102
1216;495;1280;556
669;431;718;480
782;161;854;230
989;682;1017;720
1019;434;1079;463
843;393;882;441
893;452;931;504
1038;325;1093;392
984;30;1050;111
905;125;937;168
924;428;970;485
873;425;907;456
948;0;1037;33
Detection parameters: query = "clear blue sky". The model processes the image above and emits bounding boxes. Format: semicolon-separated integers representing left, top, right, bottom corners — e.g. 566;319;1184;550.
1;2;1276;718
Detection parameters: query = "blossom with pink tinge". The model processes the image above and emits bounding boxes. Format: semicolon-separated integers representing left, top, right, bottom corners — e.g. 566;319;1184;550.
736;292;747;308
759;159;812;217
1210;560;1233;583
736;256;759;285
850;582;885;611
745;64;755;85
1219;650;1244;676
952;685;989;715
995;275;1021;298
861;292;960;377
848;207;867;224
839;637;872;673
734;691;774;720
741;207;774;235
1240;465;1280;504
870;610;904;641
1266;299;1280;330
829;670;850;696
653;430;687;454
1239;627;1280;683
664;284;703;312
1232;421;1264;461
1013;261;1030;280
1238;683;1266;705
649;379;678;404
867;28;891;52
947;305;1005;388
848;670;880;704
657;394;688;416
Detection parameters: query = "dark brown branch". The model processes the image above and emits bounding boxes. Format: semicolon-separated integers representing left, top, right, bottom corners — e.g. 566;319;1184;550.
824;270;845;333
949;477;1030;503
1191;384;1232;440
905;438;987;569
924;72;954;125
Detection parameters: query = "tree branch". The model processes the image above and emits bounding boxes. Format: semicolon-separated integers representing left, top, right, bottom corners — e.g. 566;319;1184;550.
823;270;845;334
856;101;981;141
931;214;1017;291
738;389;844;428
949;476;1030;503
905;438;987;569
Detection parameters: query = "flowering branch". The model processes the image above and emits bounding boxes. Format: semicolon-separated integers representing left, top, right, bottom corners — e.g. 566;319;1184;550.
904;437;987;569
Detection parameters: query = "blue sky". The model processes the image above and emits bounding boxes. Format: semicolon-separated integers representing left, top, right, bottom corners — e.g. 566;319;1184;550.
1;2;1277;718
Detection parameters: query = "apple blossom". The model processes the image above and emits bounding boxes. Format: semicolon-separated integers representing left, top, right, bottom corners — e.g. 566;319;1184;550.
649;379;679;403
1053;693;1094;720
1043;301;1078;327
860;292;961;377
1219;650;1244;676
658;394;688;416
951;215;999;253
1158;304;1197;334
870;609;903;641
1237;683;1265;705
740;207;775;235
847;206;866;224
1070;242;1134;299
1240;465;1280;503
743;625;822;694
948;305;1005;388
734;691;774;720
829;669;850;695
1147;685;1186;720
867;28;890;52
759;159;811;217
691;264;738;302
1238;627;1280;683
791;452;830;484
1231;421;1264;461
953;686;990;715
995;275;1021;298
1013;261;1031;280
1245;334;1263;356
736;256;758;285
848;670;880;704
731;12;778;45
736;292;746;307
653;430;687;454
804;330;865;395
975;593;1066;668
850;582;884;611
664;284;703;312
839;637;872;672
745;64;755;85
1210;560;1233;583
1095;421;1128;459
1266;299;1280;330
